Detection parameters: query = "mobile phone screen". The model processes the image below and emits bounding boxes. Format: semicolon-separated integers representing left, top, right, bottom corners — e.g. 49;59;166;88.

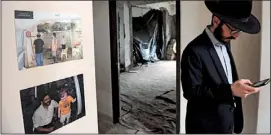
252;78;270;87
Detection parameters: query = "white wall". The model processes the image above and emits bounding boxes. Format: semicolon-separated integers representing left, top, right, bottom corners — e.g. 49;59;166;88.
92;1;113;119
257;1;270;133
180;1;269;134
2;1;98;134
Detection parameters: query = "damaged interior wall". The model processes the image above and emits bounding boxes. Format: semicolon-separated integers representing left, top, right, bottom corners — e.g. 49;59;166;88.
118;3;177;68
132;2;176;63
117;2;133;71
161;7;176;59
180;1;269;134
124;2;133;70
117;4;125;67
132;8;150;17
117;1;177;71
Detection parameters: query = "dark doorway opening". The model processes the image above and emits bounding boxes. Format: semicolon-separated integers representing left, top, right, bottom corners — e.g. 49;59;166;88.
109;1;181;134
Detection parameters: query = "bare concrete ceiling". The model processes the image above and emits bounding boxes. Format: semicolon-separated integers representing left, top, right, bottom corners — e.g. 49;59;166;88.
134;1;176;16
117;1;176;16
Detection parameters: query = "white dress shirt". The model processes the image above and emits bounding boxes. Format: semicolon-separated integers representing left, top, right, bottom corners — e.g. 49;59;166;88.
32;100;58;128
205;26;233;84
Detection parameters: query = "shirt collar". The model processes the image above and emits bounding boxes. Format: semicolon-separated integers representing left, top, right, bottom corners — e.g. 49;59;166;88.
205;25;224;47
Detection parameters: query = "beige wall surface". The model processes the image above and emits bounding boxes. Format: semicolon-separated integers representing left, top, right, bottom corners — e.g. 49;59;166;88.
180;1;211;133
180;1;269;134
231;1;262;133
92;1;113;119
257;1;270;133
0;0;2;133
2;1;98;133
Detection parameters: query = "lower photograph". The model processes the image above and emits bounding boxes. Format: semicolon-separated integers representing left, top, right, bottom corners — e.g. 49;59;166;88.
20;74;86;134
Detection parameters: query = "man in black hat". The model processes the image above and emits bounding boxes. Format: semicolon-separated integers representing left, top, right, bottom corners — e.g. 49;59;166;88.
181;0;261;134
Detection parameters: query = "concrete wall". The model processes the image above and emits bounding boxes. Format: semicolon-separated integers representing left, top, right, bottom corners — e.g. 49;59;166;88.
117;4;125;66
117;1;132;70
135;1;176;16
132;7;150;17
162;8;176;46
180;1;269;134
93;1;113;120
123;2;132;69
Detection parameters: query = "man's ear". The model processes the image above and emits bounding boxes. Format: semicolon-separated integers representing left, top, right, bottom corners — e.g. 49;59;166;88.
212;16;221;26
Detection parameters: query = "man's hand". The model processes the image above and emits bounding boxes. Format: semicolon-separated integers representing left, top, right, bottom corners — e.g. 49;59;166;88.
72;98;77;103
231;79;260;98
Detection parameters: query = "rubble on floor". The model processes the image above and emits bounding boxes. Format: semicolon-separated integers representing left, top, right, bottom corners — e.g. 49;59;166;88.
120;89;176;134
108;61;177;134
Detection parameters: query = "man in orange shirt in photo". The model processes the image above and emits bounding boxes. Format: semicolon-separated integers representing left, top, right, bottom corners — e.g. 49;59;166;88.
58;88;76;126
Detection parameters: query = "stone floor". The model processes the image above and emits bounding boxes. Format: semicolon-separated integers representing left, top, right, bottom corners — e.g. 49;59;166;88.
99;61;177;134
118;61;177;134
106;124;146;134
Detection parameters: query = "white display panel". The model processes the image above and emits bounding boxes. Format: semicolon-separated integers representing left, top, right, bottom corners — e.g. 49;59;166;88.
2;1;98;134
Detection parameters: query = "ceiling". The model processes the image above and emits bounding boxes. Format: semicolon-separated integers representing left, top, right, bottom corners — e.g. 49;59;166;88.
134;1;176;16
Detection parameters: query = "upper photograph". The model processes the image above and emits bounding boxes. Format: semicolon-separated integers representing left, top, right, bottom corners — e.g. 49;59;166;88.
14;10;83;70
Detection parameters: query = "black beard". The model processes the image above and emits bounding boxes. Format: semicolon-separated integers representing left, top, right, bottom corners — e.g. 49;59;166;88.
213;23;235;44
43;100;51;107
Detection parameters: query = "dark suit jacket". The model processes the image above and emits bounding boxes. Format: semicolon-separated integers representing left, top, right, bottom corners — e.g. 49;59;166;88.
181;31;243;134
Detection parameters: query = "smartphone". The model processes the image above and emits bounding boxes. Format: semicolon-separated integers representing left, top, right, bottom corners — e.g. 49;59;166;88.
250;78;270;87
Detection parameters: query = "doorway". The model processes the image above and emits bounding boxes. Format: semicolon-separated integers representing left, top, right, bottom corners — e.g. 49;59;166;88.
109;1;180;134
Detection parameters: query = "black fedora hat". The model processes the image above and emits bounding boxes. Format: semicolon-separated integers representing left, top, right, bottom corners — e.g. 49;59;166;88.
205;0;261;34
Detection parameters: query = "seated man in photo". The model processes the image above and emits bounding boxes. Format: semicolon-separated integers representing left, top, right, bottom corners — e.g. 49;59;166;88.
32;93;58;134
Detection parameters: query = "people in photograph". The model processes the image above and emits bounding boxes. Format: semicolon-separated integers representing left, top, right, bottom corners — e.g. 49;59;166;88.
33;33;44;66
181;0;261;134
32;93;58;134
61;35;66;50
60;35;68;61
72;32;83;59
58;88;76;126
51;33;58;63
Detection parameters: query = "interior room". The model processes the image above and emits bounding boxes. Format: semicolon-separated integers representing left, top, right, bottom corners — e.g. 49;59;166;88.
112;1;177;134
93;1;270;134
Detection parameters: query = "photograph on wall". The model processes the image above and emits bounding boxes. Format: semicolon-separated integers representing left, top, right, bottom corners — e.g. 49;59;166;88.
20;74;86;134
14;10;83;70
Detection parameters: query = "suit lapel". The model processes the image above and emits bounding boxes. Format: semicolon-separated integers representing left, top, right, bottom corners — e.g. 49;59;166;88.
225;44;239;81
202;31;229;83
